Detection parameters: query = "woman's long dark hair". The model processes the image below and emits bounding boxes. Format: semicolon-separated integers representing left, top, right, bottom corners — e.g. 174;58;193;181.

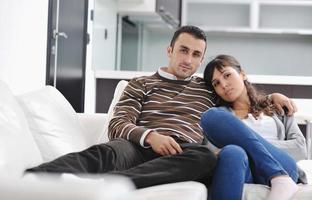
203;55;276;118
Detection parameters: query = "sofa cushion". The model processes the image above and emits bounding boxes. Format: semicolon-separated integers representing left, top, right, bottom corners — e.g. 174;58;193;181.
131;181;207;200
99;80;128;142
0;81;42;177
2;173;134;200
243;183;312;200
17;86;88;162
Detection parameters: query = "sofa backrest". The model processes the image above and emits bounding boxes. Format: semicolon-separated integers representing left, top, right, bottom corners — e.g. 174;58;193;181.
17;85;89;162
100;80;128;140
0;80;92;177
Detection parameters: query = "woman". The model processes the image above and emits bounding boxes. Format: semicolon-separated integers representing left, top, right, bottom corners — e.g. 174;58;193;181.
200;55;307;200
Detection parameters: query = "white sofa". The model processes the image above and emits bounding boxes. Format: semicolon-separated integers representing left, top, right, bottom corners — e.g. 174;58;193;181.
1;79;312;200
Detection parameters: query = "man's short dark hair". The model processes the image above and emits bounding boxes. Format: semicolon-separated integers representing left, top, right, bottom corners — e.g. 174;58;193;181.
170;25;207;48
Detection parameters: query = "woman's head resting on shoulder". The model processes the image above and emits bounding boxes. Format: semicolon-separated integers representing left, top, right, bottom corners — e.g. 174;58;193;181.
203;54;276;117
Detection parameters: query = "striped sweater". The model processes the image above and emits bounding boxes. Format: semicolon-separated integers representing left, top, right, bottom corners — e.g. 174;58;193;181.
108;72;216;145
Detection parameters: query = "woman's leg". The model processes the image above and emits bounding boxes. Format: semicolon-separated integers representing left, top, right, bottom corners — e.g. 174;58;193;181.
200;107;298;185
211;145;253;200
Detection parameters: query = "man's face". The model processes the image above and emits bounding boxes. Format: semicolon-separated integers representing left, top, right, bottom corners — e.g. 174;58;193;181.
166;33;206;80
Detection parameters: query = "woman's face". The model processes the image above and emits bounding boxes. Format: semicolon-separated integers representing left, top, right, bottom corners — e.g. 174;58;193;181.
211;66;247;103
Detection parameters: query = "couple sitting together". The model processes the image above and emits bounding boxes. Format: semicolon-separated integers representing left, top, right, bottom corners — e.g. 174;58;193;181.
26;25;307;200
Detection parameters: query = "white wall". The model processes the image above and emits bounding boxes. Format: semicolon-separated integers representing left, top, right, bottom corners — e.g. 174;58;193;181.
202;33;312;76
118;0;156;13
136;28;312;76
84;0;95;113
0;0;49;95
141;27;173;71
92;0;117;70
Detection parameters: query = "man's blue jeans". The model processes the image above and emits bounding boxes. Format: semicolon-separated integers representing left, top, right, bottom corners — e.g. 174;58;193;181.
200;107;299;200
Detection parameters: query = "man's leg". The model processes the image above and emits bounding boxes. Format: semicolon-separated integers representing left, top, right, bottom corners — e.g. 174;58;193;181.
210;145;253;200
26;138;147;174
201;107;298;185
112;144;217;189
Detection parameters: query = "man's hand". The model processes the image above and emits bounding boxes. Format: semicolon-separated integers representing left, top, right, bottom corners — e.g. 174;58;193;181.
270;93;297;116
145;131;183;156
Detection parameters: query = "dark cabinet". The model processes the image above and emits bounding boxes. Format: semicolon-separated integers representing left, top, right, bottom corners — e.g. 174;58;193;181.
156;0;181;28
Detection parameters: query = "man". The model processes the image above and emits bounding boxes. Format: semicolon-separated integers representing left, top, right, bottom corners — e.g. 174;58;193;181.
26;25;296;189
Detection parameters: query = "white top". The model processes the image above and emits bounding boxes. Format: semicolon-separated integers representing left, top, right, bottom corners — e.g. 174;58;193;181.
242;113;279;141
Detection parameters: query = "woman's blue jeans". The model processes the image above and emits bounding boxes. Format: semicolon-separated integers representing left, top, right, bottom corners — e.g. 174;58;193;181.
200;107;299;200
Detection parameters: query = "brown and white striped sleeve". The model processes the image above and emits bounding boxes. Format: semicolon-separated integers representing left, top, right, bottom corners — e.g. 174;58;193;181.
108;77;149;145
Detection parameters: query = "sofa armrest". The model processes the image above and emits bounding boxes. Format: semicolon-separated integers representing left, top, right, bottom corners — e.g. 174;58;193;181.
306;121;312;160
77;113;108;146
297;160;312;184
293;98;312;159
